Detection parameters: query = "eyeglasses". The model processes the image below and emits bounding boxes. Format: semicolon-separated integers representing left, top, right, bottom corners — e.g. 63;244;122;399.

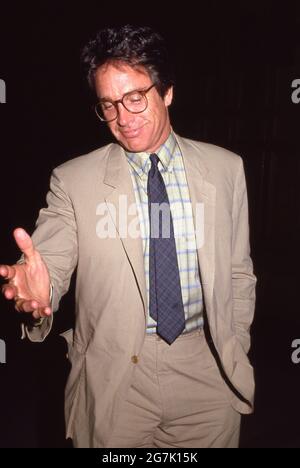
95;84;156;122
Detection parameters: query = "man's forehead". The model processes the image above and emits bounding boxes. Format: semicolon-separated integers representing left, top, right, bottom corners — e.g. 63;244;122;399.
96;61;150;82
95;61;151;99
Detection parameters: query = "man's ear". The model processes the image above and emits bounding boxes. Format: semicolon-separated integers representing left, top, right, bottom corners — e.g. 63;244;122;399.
164;86;173;107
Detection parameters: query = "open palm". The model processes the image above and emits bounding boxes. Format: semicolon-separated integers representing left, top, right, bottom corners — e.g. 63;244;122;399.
0;228;52;319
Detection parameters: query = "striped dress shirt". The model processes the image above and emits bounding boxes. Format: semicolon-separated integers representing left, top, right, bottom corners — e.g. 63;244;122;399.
126;132;203;334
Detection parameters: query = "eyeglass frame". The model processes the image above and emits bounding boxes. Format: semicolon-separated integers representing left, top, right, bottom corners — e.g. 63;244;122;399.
94;83;156;122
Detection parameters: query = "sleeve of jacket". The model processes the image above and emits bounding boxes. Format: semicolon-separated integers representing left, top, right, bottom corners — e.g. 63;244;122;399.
231;158;257;354
22;167;78;342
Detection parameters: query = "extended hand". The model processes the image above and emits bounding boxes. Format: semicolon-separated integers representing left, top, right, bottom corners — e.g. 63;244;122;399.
0;228;52;319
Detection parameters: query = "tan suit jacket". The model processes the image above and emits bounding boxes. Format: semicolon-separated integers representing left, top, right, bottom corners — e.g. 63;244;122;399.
24;134;257;448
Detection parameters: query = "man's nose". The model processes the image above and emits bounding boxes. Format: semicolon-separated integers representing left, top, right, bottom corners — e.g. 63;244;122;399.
116;103;133;126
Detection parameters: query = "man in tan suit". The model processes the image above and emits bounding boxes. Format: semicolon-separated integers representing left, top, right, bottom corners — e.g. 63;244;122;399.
0;25;256;448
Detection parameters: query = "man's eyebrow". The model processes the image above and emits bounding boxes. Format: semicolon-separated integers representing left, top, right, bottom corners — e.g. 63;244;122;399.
98;86;149;102
98;95;113;102
98;94;115;102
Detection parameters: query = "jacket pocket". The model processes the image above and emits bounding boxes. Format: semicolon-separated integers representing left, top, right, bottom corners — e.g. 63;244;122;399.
60;328;74;359
231;360;255;404
61;331;89;439
64;344;87;439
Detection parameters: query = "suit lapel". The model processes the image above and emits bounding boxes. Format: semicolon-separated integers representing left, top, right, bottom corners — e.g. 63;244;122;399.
175;134;216;307
103;144;147;316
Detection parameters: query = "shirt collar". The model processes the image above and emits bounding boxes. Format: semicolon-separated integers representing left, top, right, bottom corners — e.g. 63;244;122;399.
125;132;177;179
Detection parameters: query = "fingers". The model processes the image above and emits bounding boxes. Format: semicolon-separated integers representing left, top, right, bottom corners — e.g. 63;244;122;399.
13;228;36;261
15;298;52;317
1;283;18;300
32;307;52;320
0;265;16;281
1;286;52;317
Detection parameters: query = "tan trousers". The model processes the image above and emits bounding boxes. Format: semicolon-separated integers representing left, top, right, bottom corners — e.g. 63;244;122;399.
107;329;241;448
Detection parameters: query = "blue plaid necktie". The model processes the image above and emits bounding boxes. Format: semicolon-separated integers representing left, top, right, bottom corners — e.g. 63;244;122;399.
147;153;185;344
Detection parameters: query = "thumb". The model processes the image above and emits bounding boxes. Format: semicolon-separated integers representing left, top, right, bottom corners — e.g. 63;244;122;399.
13;228;35;260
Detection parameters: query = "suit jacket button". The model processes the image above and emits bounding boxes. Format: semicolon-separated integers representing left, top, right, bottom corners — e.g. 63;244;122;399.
131;355;139;364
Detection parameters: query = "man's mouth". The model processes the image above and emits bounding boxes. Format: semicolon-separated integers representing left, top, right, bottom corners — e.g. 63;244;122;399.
121;127;144;138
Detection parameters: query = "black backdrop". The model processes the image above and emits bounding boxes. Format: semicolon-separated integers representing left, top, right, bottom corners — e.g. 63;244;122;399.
0;1;299;448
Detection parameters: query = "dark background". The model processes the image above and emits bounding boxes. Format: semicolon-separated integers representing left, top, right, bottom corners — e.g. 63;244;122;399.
0;1;299;448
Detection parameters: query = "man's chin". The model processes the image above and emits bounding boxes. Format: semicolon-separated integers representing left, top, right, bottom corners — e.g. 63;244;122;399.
119;138;149;153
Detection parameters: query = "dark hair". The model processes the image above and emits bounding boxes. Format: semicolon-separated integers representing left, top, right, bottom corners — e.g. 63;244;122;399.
81;25;174;98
